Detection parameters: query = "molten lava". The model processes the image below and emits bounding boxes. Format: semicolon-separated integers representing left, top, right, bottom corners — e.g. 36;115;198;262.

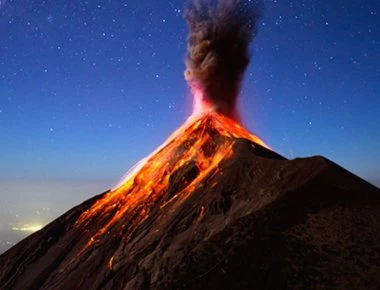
75;110;267;253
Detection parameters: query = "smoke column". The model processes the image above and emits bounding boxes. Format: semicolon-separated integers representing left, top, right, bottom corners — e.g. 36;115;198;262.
184;0;262;120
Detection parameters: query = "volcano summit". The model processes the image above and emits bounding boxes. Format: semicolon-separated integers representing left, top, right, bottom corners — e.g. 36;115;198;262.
1;1;380;289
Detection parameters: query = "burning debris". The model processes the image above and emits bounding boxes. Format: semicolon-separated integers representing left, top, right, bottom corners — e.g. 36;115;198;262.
1;1;380;290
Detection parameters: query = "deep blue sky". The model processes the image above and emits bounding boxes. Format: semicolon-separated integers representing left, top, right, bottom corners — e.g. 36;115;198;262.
0;0;379;251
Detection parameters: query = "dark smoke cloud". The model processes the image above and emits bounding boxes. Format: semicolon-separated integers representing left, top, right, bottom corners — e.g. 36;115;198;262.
184;0;262;119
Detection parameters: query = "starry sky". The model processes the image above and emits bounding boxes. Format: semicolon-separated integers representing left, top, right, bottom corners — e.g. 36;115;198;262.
0;0;379;252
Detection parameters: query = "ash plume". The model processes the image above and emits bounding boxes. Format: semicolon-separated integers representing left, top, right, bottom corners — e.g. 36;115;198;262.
184;0;262;120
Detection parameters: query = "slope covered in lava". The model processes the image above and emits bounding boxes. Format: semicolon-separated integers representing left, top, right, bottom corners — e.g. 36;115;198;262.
0;113;379;290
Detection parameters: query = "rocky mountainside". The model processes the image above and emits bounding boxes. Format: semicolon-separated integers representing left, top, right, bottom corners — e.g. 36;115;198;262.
1;113;379;290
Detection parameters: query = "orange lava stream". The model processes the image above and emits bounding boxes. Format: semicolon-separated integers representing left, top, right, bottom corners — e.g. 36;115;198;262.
75;111;267;253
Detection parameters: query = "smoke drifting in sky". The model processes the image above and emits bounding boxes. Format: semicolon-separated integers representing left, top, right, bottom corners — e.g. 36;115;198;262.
184;0;262;120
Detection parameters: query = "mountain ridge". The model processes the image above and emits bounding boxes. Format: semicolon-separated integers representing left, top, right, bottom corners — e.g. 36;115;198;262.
1;115;379;290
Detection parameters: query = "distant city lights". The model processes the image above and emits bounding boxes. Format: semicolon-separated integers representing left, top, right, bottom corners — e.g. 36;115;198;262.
11;224;43;232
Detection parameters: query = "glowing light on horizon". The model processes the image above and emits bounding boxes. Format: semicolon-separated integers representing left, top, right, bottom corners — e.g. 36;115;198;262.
11;224;43;233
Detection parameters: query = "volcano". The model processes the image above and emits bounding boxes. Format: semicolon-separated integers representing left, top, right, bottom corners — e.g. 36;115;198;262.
1;112;380;290
2;0;380;289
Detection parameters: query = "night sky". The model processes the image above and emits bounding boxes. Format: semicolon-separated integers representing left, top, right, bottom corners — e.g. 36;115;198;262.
0;0;379;252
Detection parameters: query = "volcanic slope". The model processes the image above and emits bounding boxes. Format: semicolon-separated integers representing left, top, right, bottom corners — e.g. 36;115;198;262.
1;113;379;290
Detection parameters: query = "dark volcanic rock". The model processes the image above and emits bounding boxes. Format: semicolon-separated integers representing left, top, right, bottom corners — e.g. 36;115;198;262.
1;134;379;290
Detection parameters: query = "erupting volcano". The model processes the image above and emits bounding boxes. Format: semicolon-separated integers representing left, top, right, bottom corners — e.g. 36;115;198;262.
1;1;379;289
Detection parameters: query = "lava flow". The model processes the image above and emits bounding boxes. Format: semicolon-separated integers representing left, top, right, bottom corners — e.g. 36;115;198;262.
75;110;268;253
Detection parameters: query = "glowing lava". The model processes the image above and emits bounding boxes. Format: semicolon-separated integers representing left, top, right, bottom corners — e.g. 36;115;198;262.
75;109;268;253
